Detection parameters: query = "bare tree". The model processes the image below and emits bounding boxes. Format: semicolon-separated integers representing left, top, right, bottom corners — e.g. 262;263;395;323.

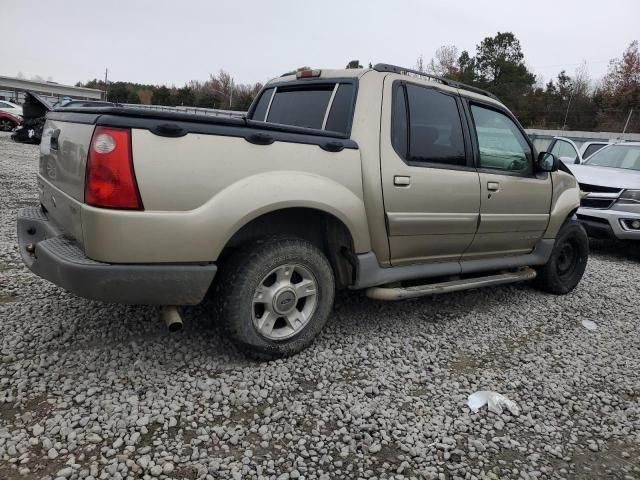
573;61;591;96
427;45;459;78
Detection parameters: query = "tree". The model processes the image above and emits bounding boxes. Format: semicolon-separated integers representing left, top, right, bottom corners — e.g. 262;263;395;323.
346;60;363;69
427;45;459;79
456;51;476;84
473;32;536;116
175;86;194;106
137;89;153;105
153;85;173;106
597;41;639;131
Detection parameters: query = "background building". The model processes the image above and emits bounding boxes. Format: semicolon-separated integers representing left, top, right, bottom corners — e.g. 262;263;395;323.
0;76;103;105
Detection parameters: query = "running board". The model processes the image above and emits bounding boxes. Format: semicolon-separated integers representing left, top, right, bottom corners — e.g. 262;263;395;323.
366;268;537;301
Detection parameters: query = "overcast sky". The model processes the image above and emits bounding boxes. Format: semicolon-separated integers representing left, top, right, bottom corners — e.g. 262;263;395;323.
2;0;638;88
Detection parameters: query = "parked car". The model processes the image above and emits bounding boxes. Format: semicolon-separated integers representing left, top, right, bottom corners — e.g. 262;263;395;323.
548;136;613;165
580;141;611;160
0;111;22;131
17;63;587;358
0;99;23;117
569;142;640;241
54;99;115;108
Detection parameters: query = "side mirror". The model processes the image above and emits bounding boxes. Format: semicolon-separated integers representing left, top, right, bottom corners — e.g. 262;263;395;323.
536;151;559;172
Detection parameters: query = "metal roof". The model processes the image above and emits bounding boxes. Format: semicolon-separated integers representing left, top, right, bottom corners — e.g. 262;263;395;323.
0;76;103;99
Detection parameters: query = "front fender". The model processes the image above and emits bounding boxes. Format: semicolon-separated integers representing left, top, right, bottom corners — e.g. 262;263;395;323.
544;170;581;238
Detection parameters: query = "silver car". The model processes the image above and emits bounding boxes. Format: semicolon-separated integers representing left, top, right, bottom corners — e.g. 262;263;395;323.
569;142;640;240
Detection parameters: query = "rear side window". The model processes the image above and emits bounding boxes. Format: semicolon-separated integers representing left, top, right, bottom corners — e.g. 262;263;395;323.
583;143;606;159
391;83;466;167
250;82;356;135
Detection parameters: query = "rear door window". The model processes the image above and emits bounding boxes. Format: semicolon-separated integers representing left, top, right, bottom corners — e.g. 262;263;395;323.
391;83;466;167
251;82;355;135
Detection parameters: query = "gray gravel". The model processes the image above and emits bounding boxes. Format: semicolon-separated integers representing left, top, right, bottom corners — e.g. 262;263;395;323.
1;131;639;480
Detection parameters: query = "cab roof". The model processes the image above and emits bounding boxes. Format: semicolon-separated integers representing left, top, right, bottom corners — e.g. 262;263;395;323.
270;63;504;108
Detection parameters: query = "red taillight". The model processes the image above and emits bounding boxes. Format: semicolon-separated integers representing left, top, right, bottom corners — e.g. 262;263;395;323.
85;127;143;210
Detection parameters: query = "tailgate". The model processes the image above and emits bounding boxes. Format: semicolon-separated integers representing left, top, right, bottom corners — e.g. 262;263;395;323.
38;118;95;244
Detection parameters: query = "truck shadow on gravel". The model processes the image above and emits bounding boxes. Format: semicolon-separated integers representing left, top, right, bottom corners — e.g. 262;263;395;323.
588;238;640;262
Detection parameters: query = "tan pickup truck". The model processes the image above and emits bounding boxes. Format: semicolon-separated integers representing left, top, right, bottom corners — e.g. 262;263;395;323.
17;64;588;358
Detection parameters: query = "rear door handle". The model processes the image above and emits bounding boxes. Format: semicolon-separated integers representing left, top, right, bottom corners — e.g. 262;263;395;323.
487;181;500;191
394;175;411;186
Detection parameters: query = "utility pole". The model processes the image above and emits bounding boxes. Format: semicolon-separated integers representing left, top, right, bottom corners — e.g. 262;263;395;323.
104;68;108;101
229;78;233;109
621;109;633;139
562;88;574;131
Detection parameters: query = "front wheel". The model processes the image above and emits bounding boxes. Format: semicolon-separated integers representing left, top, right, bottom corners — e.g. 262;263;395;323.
0;119;16;132
534;219;588;294
215;237;335;358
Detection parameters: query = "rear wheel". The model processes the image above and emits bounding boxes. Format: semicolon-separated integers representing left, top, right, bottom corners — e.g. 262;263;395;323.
215;237;335;358
534;219;588;294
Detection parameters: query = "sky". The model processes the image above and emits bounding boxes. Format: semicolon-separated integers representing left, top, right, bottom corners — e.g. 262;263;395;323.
2;0;638;88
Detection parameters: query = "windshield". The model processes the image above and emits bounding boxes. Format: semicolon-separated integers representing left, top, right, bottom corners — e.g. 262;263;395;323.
584;144;640;171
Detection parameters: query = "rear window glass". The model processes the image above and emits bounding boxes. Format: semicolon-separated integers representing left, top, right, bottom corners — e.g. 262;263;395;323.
267;87;334;130
251;82;356;134
324;84;355;134
251;87;273;121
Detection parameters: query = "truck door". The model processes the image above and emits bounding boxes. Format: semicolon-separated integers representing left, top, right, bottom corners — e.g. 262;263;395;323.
380;78;481;266
463;101;552;259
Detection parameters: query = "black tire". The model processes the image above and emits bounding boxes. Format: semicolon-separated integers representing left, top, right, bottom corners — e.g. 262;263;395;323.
214;237;335;359
534;219;588;294
0;119;16;132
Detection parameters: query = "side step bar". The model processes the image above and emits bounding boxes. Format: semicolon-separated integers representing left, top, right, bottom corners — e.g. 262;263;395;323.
366;268;537;301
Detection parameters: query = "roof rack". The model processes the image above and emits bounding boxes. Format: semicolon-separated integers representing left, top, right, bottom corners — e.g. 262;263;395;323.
373;63;500;102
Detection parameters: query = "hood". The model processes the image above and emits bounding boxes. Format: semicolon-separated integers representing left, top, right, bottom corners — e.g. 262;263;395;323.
22;91;52;120
567;164;640;190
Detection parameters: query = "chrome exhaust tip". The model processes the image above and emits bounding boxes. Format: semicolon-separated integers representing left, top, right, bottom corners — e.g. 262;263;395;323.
161;306;183;332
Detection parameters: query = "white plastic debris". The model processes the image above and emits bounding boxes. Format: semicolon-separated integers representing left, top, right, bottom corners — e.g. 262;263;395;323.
581;320;597;331
468;391;520;415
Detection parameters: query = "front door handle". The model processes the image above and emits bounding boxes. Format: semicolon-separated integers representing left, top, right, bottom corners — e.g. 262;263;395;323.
394;175;411;186
487;181;500;192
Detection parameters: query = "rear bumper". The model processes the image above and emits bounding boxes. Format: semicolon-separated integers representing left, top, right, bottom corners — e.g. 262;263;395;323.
16;207;217;305
577;207;640;241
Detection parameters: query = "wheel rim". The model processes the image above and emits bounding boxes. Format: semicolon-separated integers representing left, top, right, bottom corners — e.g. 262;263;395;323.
556;240;580;278
0;120;12;131
252;263;318;340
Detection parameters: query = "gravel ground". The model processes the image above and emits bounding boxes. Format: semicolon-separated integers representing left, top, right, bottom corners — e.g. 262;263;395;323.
1;131;639;480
